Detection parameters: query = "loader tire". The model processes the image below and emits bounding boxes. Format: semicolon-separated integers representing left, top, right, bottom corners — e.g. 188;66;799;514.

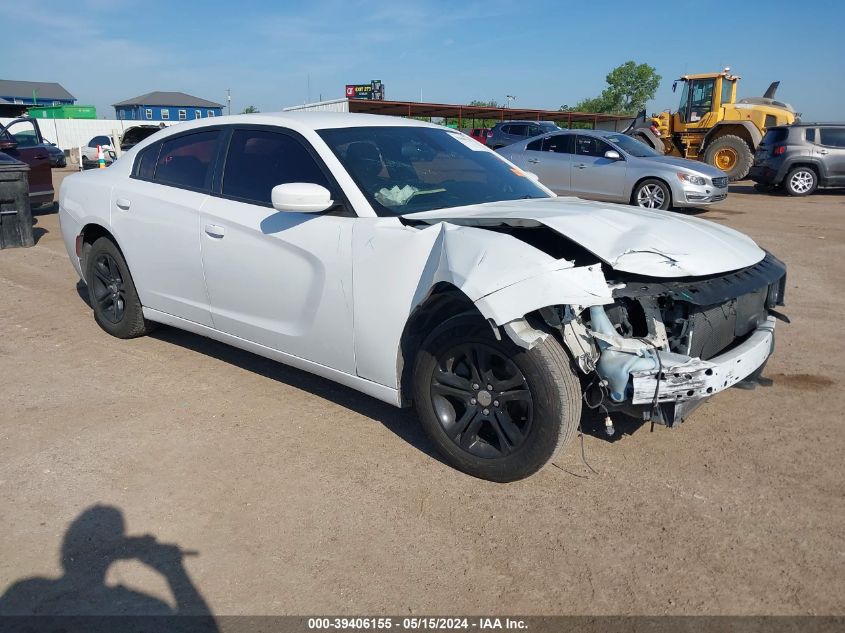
704;135;754;181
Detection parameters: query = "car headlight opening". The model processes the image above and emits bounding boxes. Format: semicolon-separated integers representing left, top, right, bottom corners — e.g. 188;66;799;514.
677;172;707;186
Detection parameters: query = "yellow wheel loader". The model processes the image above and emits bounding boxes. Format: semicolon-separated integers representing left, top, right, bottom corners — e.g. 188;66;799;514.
626;69;797;180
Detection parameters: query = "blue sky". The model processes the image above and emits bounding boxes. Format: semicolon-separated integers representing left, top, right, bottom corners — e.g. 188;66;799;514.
5;0;844;120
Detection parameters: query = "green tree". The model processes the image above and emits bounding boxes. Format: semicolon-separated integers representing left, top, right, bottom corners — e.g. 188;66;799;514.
564;61;661;115
240;105;260;114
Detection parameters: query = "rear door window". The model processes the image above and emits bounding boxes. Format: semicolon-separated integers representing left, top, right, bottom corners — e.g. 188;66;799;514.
819;128;845;148
507;124;528;136
546;134;573;154
575;135;613;157
805;128;816;143
222;128;335;205
153;130;221;191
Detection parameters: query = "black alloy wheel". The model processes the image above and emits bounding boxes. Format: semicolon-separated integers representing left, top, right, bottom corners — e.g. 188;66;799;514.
90;252;127;324
430;342;533;459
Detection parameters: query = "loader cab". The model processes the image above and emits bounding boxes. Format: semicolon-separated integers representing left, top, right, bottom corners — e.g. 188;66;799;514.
675;73;737;129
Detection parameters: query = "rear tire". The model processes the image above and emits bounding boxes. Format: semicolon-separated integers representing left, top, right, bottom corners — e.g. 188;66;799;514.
84;237;153;339
412;314;581;482
783;166;818;196
703;135;754;181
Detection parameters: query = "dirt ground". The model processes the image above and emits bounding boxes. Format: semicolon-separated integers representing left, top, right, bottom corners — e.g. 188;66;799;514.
0;169;843;617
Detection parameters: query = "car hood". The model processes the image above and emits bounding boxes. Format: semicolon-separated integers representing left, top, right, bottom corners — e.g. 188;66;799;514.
402;197;764;278
638;154;726;177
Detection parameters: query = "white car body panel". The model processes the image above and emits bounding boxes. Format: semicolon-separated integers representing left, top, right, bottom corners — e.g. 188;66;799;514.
57;111;779;417
403;197;764;277
198;196;356;373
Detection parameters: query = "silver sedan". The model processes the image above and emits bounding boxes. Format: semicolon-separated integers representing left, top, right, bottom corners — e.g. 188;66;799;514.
498;129;729;210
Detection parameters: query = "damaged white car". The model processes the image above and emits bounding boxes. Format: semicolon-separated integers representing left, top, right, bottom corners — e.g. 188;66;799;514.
58;113;787;482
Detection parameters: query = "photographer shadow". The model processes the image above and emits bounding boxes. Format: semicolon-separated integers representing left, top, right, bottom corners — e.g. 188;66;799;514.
0;505;217;631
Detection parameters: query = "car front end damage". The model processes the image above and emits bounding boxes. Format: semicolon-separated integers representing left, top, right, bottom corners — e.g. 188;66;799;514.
538;252;787;426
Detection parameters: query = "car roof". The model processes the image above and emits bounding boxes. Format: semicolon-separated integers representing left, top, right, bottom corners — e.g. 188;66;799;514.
192;111;446;131
495;120;558;125
781;122;845;128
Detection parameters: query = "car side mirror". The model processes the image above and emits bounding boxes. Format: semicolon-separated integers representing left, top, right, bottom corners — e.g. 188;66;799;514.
271;183;334;213
0;139;18;151
604;150;622;160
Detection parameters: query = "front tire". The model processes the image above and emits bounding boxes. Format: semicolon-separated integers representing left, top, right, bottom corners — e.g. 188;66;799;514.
632;179;671;210
784;166;818;196
84;237;153;339
412;315;581;482
703;135;754;181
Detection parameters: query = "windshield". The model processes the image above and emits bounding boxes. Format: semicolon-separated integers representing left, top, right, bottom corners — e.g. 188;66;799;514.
318;126;551;215
602;133;660;158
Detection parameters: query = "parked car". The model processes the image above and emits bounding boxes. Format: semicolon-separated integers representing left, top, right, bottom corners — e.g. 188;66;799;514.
499;129;729;210
41;140;67;168
487;120;560;149
469;128;492;145
749;123;845;196
120;125;164;152
81;135;118;169
58;113;786;482
0;117;54;205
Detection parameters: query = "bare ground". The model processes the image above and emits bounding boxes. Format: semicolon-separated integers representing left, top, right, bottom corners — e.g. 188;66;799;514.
0;170;843;616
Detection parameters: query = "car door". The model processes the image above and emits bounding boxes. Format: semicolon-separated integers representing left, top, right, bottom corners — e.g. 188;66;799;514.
817;127;845;185
571;135;627;200
109;129;222;327
521;134;573;193
1;118;52;200
198;126;355;374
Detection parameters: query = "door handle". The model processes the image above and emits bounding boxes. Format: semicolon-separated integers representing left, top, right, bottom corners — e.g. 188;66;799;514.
575;163;587;169
527;158;540;164
34;154;48;160
204;224;225;238
115;198;131;210
819;149;829;155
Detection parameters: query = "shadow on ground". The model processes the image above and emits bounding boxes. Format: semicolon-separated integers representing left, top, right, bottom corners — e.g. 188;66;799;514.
0;505;218;631
152;326;445;465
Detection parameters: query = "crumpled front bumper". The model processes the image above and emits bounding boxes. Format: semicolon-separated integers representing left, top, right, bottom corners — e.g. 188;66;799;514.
630;316;776;410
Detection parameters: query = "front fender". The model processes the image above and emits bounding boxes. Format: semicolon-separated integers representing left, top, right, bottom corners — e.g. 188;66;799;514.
351;218;612;389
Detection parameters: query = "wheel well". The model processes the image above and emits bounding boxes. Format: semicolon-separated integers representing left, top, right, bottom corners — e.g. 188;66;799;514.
79;223;118;271
630;176;672;205
704;125;754;151
787;162;819;176
398;283;482;406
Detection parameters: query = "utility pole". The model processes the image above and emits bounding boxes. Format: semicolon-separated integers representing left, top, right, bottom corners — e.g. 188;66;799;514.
506;95;516;108
227;88;231;116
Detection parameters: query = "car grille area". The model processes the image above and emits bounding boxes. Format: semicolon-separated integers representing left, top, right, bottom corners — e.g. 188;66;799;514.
712;176;728;189
687;287;768;360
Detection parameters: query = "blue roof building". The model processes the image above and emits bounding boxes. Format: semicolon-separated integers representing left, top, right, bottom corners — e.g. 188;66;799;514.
113;91;224;122
0;80;75;106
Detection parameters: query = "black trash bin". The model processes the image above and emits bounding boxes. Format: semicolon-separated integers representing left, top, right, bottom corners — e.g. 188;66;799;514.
0;152;34;249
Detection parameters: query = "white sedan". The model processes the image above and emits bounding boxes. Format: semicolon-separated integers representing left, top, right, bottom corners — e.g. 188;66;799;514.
59;113;786;482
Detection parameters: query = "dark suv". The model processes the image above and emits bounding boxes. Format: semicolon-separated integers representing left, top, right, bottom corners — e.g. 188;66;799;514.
750;123;845;196
488;120;560;149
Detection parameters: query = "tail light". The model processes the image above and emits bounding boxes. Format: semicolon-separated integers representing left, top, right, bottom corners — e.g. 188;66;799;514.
773;146;786;156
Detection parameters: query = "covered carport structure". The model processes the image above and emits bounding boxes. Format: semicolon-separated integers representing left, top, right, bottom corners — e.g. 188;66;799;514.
283;98;632;130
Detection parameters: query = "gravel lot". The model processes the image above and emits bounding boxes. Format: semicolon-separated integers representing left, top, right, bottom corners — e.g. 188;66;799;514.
0;169;843;616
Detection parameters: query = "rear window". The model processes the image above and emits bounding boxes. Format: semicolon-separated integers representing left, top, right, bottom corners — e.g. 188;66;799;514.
762;128;788;144
805;128;816;143
819;127;845;148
